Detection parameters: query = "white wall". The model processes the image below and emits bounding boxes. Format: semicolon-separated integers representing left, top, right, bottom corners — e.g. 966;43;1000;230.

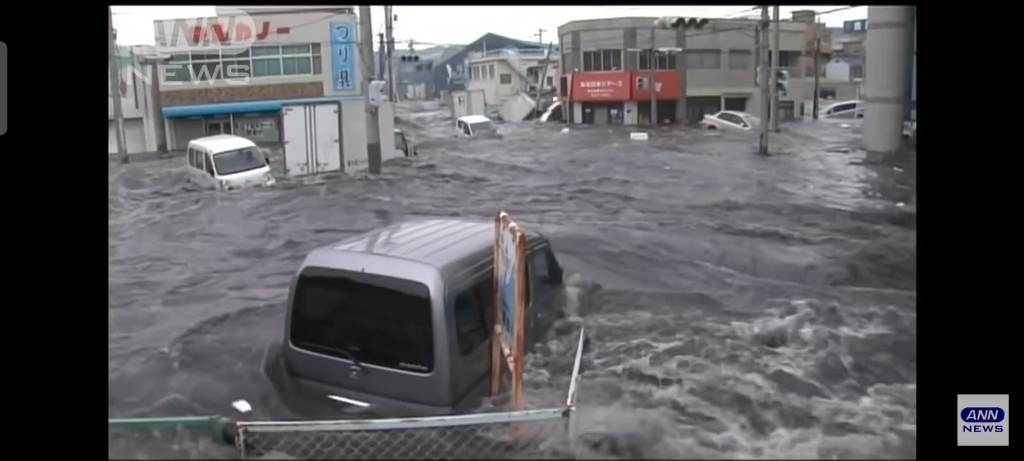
824;59;851;81
340;99;369;172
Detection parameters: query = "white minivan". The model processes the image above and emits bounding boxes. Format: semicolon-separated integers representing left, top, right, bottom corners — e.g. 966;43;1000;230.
186;135;276;190
454;115;499;138
819;100;864;119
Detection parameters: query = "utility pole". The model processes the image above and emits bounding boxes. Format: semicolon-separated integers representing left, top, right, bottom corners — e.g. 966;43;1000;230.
358;5;382;174
753;24;761;88
378;32;386;79
770;5;781;133
679;27;688;126
384;5;396;102
108;5;128;164
534;42;555;116
649;28;658;125
812;36;821;120
534;28;546;44
758;6;771;156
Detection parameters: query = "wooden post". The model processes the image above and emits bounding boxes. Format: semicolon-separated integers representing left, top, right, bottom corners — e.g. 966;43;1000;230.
490;212;502;395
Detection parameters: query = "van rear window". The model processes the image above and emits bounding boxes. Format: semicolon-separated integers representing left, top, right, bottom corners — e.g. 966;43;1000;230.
290;271;434;373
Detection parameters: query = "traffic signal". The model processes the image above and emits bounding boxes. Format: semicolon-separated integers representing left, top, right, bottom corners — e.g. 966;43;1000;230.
776;69;789;96
755;67;790;96
400;55;420;62
654;17;709;30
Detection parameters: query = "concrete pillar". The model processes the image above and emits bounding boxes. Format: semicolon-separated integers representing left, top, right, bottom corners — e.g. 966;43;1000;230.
624;101;638;125
864;6;912;154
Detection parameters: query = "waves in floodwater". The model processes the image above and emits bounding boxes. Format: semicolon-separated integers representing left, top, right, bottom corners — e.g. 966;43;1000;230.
109;102;916;459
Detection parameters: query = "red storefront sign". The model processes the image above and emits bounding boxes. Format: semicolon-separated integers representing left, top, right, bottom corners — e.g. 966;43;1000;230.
629;71;682;101
571;72;631;101
191;22;290;43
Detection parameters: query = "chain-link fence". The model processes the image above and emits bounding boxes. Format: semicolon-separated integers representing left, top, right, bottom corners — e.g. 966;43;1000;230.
236;407;574;460
235;328;585;460
111;328;586;460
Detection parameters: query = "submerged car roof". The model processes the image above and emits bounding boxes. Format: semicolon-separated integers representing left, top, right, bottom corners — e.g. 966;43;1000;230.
308;218;543;279
457;115;492;124
189;134;256;153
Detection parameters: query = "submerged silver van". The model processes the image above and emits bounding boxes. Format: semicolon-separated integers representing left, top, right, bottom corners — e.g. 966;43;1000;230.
264;218;565;418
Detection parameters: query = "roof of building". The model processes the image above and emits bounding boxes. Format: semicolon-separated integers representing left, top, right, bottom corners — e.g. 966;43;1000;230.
438;33;543;66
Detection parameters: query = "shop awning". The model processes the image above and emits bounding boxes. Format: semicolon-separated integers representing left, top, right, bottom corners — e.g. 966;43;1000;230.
161;95;364;118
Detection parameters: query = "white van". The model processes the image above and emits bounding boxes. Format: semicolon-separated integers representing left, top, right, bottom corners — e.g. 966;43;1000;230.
819;100;864;119
186;135;276;190
454;115;499;138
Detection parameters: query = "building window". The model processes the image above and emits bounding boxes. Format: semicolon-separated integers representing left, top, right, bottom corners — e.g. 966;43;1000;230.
819;87;837;99
488;64;495;79
728;50;751;70
638;50;676;70
766;51;797;68
850;64;864;79
162;44;323;82
686;50;721;70
546;76;553;87
582;49;622;71
500;73;512;84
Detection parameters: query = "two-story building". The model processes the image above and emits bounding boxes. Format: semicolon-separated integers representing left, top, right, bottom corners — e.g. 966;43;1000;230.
465;47;559;121
153;6;363;150
827;19;867;80
429;33;544;99
558;17;812;125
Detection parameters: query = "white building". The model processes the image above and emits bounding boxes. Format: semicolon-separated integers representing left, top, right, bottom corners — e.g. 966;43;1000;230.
466;47;560;121
109;45;162;156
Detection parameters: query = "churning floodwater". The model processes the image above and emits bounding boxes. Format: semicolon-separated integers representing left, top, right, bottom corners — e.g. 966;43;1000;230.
109;103;916;459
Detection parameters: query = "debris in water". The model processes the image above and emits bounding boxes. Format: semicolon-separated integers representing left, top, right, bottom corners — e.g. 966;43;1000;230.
893;167;904;173
896;202;905;207
629;132;649;141
232;400;252;413
560;127;570;134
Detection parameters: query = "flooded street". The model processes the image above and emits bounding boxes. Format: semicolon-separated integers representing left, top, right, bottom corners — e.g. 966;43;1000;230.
109;103;916;459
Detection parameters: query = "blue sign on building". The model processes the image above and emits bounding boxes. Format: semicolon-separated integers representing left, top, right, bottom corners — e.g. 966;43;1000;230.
329;20;357;92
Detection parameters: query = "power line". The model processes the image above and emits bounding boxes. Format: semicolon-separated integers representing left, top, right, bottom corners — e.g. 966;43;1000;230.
115;14;854;62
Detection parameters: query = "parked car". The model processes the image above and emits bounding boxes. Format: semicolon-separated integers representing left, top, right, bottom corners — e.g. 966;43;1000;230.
819;100;864;119
701;111;761;131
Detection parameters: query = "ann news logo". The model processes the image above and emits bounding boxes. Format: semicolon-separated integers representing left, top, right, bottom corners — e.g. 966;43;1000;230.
957;394;1009;446
962;407;1004;433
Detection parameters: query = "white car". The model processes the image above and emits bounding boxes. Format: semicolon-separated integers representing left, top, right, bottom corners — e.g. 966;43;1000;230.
701;111;761;131
455;115;500;138
819;100;864;119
